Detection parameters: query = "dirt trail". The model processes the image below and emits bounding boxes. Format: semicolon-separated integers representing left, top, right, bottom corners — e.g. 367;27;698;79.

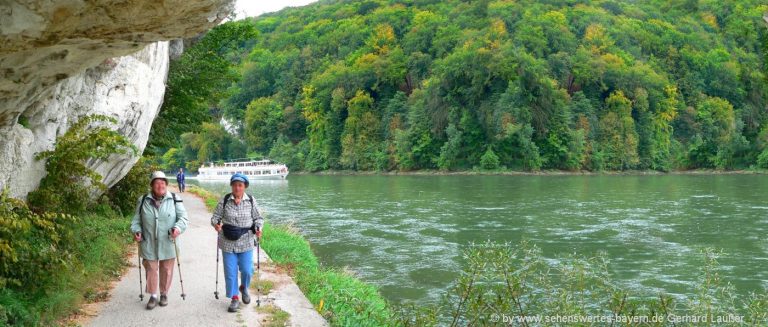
84;188;328;327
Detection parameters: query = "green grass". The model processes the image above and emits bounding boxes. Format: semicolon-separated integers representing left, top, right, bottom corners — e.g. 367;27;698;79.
255;304;291;327
251;278;274;295
262;223;392;326
185;184;219;211
0;204;131;326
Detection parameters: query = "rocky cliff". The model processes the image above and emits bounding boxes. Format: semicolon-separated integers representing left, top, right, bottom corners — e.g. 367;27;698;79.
0;0;235;198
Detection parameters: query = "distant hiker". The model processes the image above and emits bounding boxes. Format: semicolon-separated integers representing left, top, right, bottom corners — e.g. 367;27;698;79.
211;173;263;312
176;168;186;192
131;171;189;310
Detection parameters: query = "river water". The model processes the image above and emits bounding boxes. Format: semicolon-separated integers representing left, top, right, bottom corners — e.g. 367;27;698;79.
191;174;768;304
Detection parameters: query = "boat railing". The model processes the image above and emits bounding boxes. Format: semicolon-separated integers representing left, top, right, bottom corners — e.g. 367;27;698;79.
202;161;288;169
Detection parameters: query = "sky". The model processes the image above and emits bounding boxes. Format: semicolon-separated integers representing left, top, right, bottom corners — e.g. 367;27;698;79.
235;0;318;19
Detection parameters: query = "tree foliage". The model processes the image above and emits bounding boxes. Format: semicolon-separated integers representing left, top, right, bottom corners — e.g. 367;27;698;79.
147;19;258;153
27;115;135;214
160;0;768;172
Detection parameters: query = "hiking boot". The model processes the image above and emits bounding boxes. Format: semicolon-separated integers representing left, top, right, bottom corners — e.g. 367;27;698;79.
228;298;240;312
159;295;168;307
146;296;158;310
240;285;251;304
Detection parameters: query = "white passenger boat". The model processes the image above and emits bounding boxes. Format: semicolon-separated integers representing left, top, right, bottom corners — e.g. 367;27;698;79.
196;159;289;181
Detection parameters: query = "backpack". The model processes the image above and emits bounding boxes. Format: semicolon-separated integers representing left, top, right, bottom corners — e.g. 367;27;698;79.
223;193;252;209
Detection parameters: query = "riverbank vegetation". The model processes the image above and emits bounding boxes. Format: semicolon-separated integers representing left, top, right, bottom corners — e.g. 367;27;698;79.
147;0;767;174
398;241;768;326
0;116;152;326
262;223;392;326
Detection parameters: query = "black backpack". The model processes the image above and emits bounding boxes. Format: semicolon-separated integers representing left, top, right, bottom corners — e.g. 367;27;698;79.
223;193;253;209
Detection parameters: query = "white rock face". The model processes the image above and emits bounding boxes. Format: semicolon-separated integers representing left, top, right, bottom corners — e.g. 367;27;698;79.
0;0;234;198
0;42;170;197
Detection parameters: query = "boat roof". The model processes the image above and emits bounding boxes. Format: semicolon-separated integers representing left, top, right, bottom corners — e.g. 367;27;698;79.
203;159;285;167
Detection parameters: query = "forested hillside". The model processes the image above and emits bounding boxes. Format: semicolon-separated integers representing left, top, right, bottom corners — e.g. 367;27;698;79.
148;0;768;172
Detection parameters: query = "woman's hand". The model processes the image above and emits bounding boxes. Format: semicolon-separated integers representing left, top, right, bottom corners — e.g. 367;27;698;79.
256;229;262;239
134;232;142;242
169;228;181;239
214;223;222;232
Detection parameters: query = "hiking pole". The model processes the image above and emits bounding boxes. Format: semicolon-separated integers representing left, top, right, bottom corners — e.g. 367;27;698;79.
171;233;187;300
214;246;220;299
137;242;144;301
255;227;261;307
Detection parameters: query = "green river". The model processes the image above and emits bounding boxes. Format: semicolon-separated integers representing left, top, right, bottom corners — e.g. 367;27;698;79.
191;174;768;304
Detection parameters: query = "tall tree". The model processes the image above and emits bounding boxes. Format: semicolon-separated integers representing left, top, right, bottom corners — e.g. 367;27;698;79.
599;91;639;170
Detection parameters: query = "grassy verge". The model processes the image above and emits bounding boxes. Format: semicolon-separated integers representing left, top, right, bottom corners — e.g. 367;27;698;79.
185;184;218;211
0;204;131;326
261;223;392;326
187;184;392;325
255;304;291;327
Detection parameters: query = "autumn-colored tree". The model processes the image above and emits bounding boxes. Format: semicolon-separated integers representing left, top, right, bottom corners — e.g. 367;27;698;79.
340;90;381;170
599;91;639;170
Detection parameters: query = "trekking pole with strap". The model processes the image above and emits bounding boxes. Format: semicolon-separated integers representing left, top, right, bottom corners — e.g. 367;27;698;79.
256;227;261;307
171;231;187;300
138;243;144;301
214;245;220;299
137;195;148;302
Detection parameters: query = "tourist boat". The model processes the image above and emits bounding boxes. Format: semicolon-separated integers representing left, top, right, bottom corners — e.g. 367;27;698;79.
196;159;289;180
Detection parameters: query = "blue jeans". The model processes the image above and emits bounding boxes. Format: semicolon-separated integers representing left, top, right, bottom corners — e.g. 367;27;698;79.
222;249;253;298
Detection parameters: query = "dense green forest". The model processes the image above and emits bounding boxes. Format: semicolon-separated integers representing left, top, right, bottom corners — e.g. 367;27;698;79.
147;0;768;172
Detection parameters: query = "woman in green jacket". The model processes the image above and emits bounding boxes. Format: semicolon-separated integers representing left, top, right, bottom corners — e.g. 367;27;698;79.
130;171;189;310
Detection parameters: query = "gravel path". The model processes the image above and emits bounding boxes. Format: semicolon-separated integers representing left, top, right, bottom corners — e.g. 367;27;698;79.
86;188;328;327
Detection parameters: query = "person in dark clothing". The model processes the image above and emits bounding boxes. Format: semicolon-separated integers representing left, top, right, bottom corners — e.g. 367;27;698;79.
176;168;186;192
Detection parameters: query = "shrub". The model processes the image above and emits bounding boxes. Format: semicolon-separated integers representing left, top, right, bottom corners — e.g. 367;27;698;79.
27;115;135;214
1;115;138;326
757;148;768;169
107;157;155;215
0;190;77;291
479;146;500;170
0;198;130;326
395;241;768;326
